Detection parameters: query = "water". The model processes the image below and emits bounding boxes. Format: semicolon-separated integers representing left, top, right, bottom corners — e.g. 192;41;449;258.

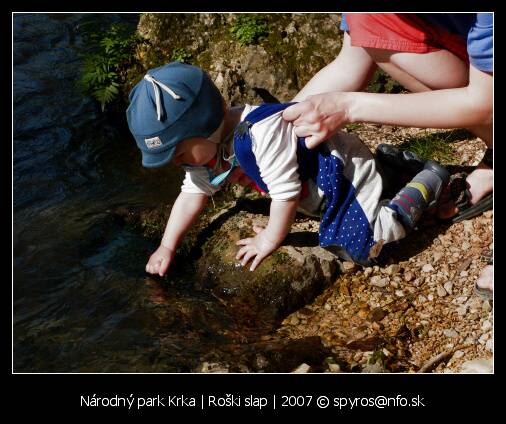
13;13;247;372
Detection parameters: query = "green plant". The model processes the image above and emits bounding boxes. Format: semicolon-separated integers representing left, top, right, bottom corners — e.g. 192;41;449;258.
399;130;459;165
80;23;145;111
230;15;269;45
171;47;192;63
367;69;404;94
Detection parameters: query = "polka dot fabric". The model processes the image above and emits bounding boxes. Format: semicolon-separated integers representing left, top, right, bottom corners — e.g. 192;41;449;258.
315;149;376;263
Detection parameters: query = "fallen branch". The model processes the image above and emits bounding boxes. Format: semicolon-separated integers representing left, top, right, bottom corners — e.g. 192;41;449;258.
417;344;472;373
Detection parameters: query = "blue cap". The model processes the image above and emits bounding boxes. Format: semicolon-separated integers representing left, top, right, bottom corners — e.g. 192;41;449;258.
126;62;225;168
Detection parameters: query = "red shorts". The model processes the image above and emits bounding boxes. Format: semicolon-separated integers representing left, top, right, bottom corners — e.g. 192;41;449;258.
345;13;469;63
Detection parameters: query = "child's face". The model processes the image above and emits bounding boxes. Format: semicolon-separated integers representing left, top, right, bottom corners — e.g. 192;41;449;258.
171;137;218;167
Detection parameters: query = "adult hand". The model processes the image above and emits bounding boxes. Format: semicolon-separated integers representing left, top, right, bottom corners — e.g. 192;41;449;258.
282;92;350;149
235;225;279;271
146;245;175;276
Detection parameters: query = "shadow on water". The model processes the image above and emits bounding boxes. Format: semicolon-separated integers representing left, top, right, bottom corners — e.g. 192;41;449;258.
14;13;332;373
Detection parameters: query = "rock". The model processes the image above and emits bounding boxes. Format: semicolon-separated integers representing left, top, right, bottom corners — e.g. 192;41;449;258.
456;295;468;304
370;276;389;288
363;267;373;277
456;306;468;317
324;303;332;311
443;281;453;295
368;307;386;322
482;300;492;312
342;261;357;272
422;264;434;273
404;271;414;282
481;320;492;332
198;362;230;373
437;285;447;297
395;290;404;297
385;264;400;275
486;339;493;352
292;363;311;373
290;315;300;326
432;251;443;262
443;329;459;339
459;358;493;373
427;294;434;301
362;362;390;373
196;209;342;320
328;363;341;373
453;350;464;359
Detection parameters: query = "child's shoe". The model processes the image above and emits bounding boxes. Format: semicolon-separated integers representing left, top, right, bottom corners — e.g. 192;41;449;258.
388;160;450;231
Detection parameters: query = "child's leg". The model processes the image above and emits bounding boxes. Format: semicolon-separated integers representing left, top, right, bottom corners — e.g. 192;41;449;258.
387;160;450;231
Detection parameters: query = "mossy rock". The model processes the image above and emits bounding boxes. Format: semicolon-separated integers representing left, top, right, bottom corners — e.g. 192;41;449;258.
196;210;341;321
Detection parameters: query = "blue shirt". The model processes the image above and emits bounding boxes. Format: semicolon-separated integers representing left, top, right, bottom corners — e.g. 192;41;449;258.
340;13;493;72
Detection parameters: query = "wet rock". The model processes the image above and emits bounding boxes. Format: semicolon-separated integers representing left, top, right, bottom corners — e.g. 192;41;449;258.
196;210;342;320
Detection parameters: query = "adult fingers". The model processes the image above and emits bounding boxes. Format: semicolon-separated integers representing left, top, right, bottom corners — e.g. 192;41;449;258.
282;102;308;122
304;134;327;149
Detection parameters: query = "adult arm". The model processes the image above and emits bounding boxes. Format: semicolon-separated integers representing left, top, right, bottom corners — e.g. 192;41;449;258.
284;64;492;148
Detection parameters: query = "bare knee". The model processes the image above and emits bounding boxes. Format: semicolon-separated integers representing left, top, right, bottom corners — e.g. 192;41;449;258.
365;48;469;92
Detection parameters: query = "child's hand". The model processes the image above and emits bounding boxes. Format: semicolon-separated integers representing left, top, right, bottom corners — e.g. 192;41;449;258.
146;245;175;276
235;225;279;271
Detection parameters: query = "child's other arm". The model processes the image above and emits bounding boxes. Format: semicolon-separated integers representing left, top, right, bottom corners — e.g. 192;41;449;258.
146;192;208;276
236;196;299;271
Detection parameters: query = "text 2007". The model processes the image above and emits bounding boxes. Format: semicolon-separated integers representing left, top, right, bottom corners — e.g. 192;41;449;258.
281;396;313;407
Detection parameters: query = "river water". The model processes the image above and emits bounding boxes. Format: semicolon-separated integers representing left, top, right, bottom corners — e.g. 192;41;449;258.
13;13;253;372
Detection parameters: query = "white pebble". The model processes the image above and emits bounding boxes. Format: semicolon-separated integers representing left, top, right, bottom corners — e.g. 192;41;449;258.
481;320;493;332
422;264;434;273
443;281;453;295
443;329;459;338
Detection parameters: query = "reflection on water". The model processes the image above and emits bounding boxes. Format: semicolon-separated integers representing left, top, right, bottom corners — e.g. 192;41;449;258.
14;13;257;372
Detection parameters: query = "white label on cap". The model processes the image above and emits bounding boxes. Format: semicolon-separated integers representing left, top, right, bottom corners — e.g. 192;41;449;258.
145;136;162;149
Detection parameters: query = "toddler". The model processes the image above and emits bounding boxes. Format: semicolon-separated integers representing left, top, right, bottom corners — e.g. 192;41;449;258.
126;62;449;275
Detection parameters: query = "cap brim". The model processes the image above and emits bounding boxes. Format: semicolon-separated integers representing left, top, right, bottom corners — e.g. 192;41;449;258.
141;145;176;168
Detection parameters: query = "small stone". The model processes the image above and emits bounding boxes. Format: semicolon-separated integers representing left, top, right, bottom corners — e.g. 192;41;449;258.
486;339;493;352
479;334;489;344
342;261;357;272
456;296;468;304
369;307;386;322
362;363;390;373
292;363;311;373
456;306;468;316
482;301;492;312
460;270;469;277
433;251;444;262
422;264;434;273
385;264;400;275
443;329;459;338
481;320;492;332
370;276;389;287
461;241;471;250
324;303;332;311
427;294;434;301
358;309;369;319
443;281;453;295
395;290;404;297
328;363;341;373
290;316;300;325
363;267;373;277
404;271;414;282
437;285;447;297
460;359;493;373
453;350;464;359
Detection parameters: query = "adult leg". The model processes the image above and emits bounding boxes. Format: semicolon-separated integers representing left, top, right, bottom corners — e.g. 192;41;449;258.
365;47;493;219
366;47;493;295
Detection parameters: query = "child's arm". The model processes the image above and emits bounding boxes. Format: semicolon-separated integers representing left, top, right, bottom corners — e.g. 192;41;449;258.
235;197;299;271
146;191;208;276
